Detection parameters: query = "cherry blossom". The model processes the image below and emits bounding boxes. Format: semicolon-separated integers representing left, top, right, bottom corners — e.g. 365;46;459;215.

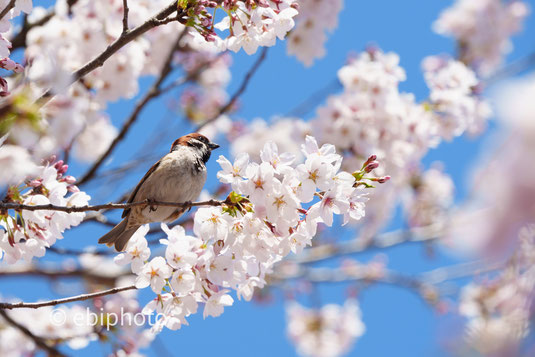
0;159;90;264
287;0;343;66
434;0;529;75
135;256;172;293
286;300;365;357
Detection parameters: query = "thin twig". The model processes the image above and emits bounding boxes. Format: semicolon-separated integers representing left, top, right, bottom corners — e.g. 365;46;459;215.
0;0;16;22
0;309;67;356
272;259;504;292
158;52;227;94
484;51;535;86
293;224;442;264
47;246;113;256
195;46;269;131
11;10;55;50
0;198;224;213
0;285;137;310
122;0;129;34
285;78;340;118
0;266;128;284
77;31;186;185
37;0;183;103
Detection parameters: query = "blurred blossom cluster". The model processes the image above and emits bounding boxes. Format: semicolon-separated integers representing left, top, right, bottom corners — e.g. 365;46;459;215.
176;51;232;122
403;166;454;229
287;0;343;66
286;300;365;357
0;158;89;263
0;304;96;355
434;0;529;76
114;137;382;332
446;74;535;255
423;56;492;139
0;276;155;356
458;225;535;355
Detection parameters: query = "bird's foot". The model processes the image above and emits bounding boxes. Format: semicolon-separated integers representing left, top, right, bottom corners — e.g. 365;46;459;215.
183;201;193;212
146;198;158;212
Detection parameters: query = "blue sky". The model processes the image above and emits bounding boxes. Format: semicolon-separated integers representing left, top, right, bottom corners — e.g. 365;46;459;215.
2;1;535;356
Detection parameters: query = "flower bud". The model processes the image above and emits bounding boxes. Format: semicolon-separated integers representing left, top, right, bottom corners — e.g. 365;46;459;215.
62;175;77;184
364;161;379;173
54;160;64;170
28;179;43;187
377;175;390;184
67;185;80;193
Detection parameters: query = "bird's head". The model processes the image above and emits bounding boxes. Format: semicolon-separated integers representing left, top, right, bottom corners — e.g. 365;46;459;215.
171;133;220;163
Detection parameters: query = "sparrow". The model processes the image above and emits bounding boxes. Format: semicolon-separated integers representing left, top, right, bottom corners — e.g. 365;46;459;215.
98;133;220;251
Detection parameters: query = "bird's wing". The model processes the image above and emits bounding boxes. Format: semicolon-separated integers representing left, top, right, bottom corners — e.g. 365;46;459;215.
122;159;161;218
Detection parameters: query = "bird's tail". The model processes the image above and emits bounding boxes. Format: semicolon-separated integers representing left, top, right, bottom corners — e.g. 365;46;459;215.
97;219;140;252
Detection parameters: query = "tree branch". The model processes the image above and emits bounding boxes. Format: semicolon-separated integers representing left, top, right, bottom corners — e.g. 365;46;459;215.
37;0;183;103
0;309;67;356
285;78;341;117
122;0;129;34
77;30;186;185
272;259;504;291
484;50;535;86
195;46;269;131
0;285;136;310
0;265;128;284
0;198;224;213
0;0;16;22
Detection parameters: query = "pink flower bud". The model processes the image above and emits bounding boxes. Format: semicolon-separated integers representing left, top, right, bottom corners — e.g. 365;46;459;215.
377;175;390;184
62;175;76;184
364;161;379;173
29;179;43;187
54;160;64;170
362;154;377;168
67;185;80;193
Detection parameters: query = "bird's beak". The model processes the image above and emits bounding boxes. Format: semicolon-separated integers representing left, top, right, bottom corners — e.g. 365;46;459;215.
208;142;220;150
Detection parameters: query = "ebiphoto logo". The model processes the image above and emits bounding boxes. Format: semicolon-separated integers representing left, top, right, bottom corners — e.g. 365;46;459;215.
49;308;165;330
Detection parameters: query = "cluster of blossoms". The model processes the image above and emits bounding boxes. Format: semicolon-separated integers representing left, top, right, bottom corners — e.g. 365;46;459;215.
114;137;381;331
230;48;489;240
457;225;535;355
423;55;491;140
403;166;454;229
0;157;90;263
287;0;343;66
286;300;365;357
199;0;299;55
0;0;29;95
434;0;529;76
